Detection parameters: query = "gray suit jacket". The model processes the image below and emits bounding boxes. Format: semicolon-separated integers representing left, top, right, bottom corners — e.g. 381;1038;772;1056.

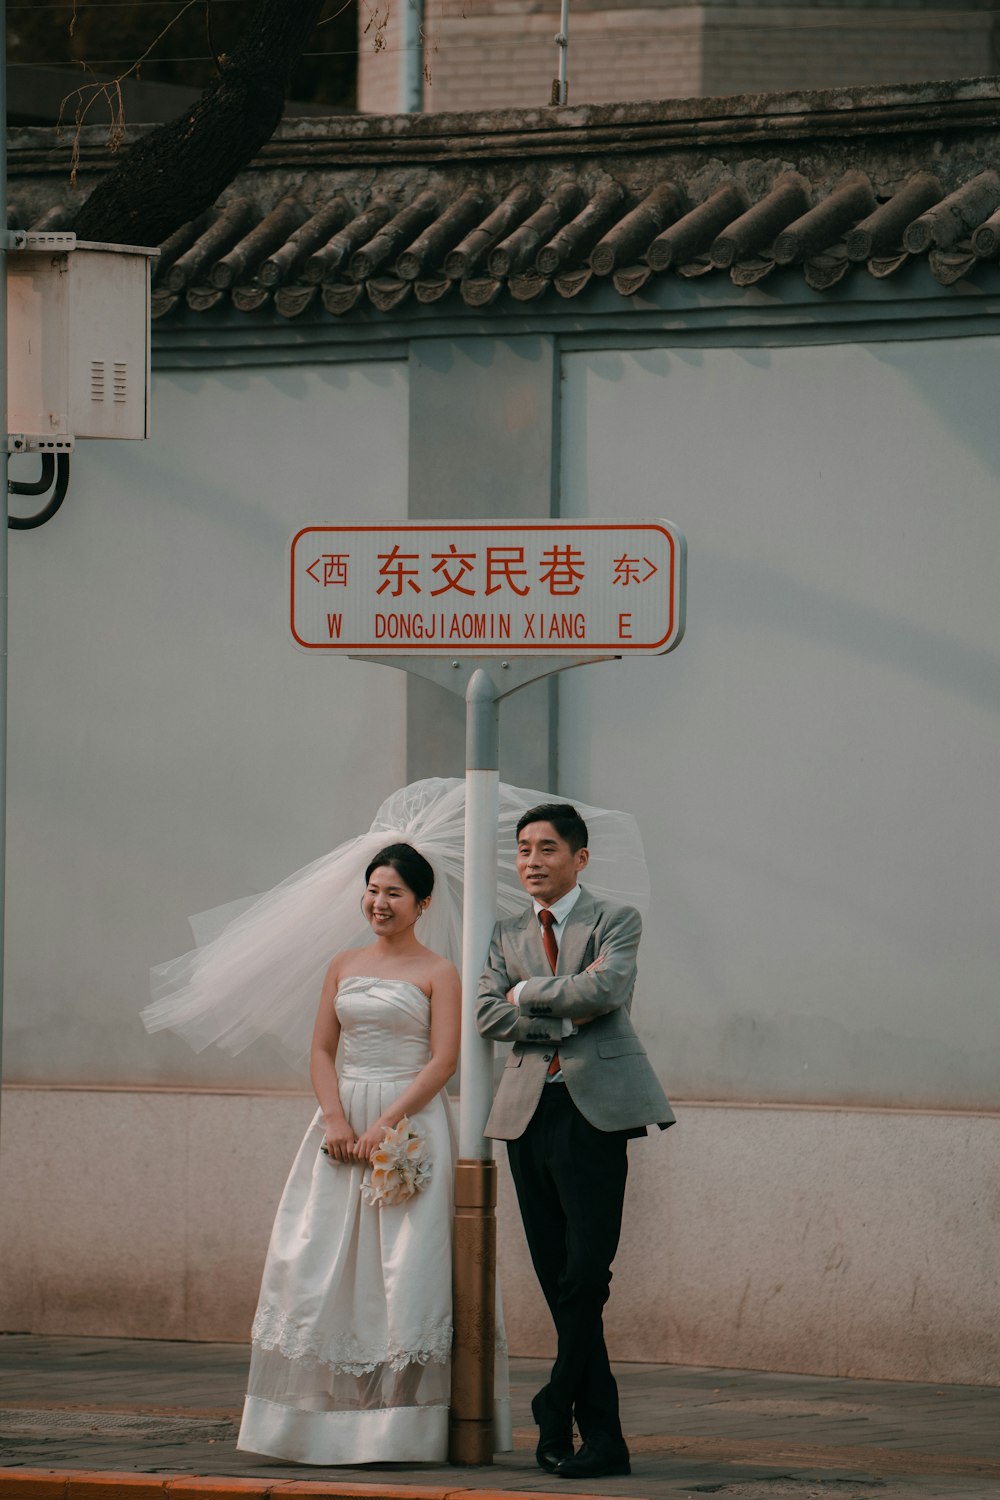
475;887;675;1139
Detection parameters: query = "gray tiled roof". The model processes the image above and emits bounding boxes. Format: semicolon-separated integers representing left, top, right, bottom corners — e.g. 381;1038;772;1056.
148;166;1000;316
11;80;1000;319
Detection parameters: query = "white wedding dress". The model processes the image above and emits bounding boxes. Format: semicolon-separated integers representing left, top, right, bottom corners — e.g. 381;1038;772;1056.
237;975;511;1465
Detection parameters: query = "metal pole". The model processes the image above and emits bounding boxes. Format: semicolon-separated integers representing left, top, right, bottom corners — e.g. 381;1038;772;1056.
554;0;570;104
401;0;424;113
458;670;499;1160
0;0;10;1107
449;668;499;1465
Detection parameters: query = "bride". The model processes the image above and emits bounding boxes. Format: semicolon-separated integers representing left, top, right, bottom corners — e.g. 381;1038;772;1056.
238;841;466;1463
143;777;649;1465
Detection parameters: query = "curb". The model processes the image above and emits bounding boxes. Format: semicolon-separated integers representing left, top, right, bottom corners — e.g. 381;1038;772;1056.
0;1473;638;1500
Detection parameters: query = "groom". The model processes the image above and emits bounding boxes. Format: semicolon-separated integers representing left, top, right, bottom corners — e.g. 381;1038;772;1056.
476;802;673;1480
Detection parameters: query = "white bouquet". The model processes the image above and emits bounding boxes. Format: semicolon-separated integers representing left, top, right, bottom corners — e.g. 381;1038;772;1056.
361;1117;433;1207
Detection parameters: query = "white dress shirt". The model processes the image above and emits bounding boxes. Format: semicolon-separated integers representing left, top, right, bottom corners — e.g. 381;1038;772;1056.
511;883;583;1064
533;880;583;943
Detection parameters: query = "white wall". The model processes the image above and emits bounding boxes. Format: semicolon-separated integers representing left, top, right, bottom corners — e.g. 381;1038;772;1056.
6;359;410;1088
4;1088;997;1385
559;338;1000;1111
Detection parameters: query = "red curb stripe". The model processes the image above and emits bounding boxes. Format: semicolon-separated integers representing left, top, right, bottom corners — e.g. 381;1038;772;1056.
0;1476;633;1500
65;1476;168;1500
164;1482;278;1497
0;1474;70;1499
274;1487;462;1498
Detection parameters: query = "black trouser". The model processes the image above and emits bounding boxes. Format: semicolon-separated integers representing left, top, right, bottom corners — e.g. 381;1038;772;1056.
507;1082;629;1448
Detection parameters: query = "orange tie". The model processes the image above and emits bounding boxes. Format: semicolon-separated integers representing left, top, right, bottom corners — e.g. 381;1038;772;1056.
539;909;561;1077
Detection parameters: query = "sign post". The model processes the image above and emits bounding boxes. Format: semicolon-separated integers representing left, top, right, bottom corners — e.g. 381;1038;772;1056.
452;668;499;1464
290;518;686;1464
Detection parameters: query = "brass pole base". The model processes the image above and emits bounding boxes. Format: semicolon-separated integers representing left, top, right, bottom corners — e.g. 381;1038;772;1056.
448;1157;498;1466
449;1415;496;1466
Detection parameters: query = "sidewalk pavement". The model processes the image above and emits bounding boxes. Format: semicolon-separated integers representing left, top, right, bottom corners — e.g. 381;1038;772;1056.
1;1336;998;1500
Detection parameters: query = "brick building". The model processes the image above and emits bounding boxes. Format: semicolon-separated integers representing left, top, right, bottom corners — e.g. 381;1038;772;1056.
359;0;998;115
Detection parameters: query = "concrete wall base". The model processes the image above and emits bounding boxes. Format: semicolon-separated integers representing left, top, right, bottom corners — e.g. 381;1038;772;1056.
2;1088;996;1386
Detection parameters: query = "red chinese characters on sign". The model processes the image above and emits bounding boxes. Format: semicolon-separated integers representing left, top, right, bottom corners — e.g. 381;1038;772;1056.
612;554;658;586
367;546;602;597
430;543;477;596
485;547;530;597
376;545;421;597
290;521;685;656
539;544;586;596
306;553;350;586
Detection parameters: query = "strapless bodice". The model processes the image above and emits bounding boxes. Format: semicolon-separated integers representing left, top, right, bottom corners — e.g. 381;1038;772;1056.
335;975;431;1080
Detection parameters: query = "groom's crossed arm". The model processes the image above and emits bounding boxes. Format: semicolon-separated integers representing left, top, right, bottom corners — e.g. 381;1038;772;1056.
475;905;641;1044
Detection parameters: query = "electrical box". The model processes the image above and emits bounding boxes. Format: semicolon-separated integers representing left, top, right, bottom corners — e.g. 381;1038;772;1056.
7;234;157;450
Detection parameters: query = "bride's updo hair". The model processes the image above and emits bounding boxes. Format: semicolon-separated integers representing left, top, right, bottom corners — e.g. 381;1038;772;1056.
364;842;435;903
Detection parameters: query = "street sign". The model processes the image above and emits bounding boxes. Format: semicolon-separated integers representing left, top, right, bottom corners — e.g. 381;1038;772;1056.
289;520;685;656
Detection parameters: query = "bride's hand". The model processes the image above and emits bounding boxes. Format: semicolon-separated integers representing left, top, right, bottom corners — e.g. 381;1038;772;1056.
352;1124;386;1162
322;1119;357;1162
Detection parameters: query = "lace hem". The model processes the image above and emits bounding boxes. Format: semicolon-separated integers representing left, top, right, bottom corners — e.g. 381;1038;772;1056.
251;1305;453;1376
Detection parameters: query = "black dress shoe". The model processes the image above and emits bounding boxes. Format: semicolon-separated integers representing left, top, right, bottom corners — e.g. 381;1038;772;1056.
532;1391;574;1473
556;1441;631;1479
537;1438;575;1473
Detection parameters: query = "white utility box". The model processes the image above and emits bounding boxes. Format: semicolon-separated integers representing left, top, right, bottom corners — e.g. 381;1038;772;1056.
7;234;157;450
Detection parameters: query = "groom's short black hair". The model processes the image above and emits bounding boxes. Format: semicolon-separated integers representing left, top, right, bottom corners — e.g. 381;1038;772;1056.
516;802;589;854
